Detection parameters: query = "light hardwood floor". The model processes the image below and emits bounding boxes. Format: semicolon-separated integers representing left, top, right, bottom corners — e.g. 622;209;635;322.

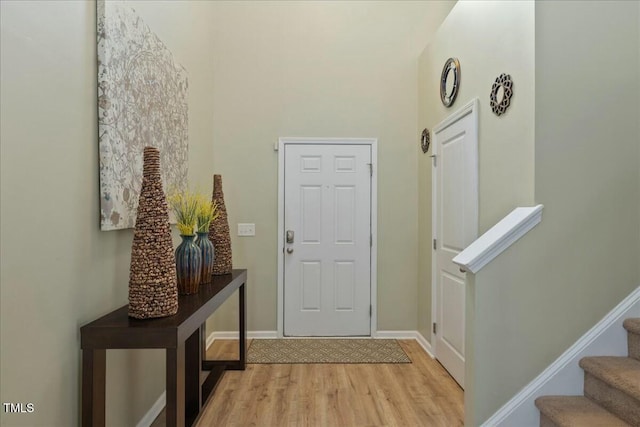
151;339;463;427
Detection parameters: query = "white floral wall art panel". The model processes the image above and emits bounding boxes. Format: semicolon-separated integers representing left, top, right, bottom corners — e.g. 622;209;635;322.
98;0;188;230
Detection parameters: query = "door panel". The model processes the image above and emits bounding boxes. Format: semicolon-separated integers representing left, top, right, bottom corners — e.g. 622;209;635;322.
301;261;322;311
335;186;356;243
441;272;465;355
442;133;467;251
284;144;371;336
334;261;355;311
301;186;322;242
433;103;478;388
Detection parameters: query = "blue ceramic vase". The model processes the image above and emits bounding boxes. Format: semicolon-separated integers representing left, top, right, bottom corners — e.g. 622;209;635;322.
175;234;201;294
196;231;215;284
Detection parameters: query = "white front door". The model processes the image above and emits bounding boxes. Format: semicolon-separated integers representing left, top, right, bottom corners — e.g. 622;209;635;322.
433;100;478;388
283;143;372;336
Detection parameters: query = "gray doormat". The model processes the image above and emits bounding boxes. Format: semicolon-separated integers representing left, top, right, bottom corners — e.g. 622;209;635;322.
247;339;411;364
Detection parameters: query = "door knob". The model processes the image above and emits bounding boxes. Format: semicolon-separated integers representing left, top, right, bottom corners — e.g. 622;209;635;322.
286;248;294;254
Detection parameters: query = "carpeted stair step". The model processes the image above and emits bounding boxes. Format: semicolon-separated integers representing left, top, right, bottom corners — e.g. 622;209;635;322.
535;395;630;426
579;356;640;425
624;318;640;361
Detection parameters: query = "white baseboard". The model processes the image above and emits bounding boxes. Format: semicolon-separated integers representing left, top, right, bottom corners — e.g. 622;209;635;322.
206;330;278;349
374;330;418;339
136;391;165;427
374;330;434;358
207;330;434;357
481;286;640;427
415;331;435;358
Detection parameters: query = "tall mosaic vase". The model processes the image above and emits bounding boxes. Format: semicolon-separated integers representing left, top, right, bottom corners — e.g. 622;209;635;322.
196;231;215;284
128;147;178;319
208;175;233;275
175;235;202;295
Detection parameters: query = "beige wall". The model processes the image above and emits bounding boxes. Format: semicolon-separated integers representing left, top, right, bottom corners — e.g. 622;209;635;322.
416;1;535;347
0;1;214;425
207;0;455;332
469;1;640;425
0;0;458;424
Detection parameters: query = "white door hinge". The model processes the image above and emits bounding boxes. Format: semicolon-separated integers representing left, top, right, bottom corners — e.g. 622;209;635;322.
433;322;437;335
433;239;437;250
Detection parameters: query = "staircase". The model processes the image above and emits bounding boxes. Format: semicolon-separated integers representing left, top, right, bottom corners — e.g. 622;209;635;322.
535;318;640;426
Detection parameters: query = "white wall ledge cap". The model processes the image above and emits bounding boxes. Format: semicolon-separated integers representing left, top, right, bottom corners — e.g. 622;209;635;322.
452;205;544;274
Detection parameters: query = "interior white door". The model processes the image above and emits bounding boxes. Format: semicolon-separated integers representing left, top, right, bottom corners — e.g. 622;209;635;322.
433;101;478;388
284;144;371;336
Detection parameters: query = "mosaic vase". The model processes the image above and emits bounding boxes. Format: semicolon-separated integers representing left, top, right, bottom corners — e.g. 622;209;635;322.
128;147;179;319
175;234;202;295
196;231;214;284
208;175;233;275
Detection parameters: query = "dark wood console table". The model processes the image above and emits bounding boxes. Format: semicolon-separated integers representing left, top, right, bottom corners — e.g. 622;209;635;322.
81;269;247;427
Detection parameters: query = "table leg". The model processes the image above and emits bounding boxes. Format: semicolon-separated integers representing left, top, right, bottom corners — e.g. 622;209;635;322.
239;282;246;369
82;349;105;427
185;329;202;418
200;323;206;363
166;343;186;427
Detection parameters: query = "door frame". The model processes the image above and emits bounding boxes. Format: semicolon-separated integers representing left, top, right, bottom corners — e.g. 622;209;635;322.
277;137;378;338
430;98;479;359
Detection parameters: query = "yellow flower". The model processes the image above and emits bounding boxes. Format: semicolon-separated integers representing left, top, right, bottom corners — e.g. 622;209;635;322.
167;189;219;235
167;190;199;236
196;194;219;233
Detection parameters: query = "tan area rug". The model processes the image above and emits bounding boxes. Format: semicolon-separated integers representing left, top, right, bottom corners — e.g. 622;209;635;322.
247;339;411;364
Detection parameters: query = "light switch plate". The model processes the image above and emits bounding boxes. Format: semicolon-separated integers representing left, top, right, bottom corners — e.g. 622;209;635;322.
237;223;255;236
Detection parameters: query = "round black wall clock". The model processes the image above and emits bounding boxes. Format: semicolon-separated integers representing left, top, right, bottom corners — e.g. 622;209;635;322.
440;57;461;107
421;128;430;153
